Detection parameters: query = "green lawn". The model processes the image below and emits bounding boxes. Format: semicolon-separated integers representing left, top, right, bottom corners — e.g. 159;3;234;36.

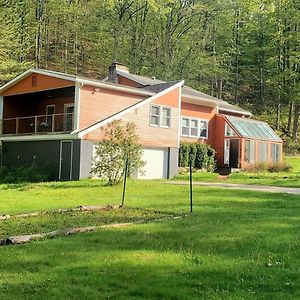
0;180;300;299
174;156;300;187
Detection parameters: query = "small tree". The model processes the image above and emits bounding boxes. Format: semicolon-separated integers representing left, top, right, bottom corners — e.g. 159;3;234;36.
91;120;144;185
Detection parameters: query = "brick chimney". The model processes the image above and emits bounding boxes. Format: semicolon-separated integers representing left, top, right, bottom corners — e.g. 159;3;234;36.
108;62;129;83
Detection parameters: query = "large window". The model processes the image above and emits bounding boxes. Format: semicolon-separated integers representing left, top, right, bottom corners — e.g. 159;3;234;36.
244;140;255;163
181;117;209;139
271;143;281;162
258;142;268;162
150;105;171;128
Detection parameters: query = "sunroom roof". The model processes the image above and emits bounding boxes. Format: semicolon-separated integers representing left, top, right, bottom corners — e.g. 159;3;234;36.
227;116;282;142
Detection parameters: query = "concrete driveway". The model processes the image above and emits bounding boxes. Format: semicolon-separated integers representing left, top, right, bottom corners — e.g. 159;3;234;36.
168;181;300;195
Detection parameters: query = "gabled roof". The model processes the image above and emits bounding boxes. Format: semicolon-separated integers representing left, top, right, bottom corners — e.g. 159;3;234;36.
226;115;282;142
116;70;251;116
0;68;155;97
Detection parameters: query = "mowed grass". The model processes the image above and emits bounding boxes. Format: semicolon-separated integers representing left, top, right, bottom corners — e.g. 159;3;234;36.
174;156;300;187
0;180;299;299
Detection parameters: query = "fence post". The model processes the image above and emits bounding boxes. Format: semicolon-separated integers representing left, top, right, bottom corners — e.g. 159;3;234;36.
121;156;129;208
189;151;193;213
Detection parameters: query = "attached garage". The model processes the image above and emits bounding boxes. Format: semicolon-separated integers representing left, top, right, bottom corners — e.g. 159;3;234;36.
137;148;169;179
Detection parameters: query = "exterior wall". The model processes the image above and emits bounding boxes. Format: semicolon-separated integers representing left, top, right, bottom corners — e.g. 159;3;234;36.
213;115;227;166
1;140;81;180
117;76;143;88
83;87;181;148
79;139;94;179
1;73;74;97
180;102;217;146
168;147;179;178
79;85;145;130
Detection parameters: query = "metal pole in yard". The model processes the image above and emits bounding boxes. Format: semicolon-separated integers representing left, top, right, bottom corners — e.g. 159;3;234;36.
189;152;193;213
121;156;129;208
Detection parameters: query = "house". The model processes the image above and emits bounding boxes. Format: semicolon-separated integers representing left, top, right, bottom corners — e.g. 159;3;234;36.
0;63;282;180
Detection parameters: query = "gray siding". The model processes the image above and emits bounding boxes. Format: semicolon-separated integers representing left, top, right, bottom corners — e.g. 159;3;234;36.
2;139;81;180
79;140;94;179
168;147;179;178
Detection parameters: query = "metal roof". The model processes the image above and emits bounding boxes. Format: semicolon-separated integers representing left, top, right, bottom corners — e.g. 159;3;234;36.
226;116;282;142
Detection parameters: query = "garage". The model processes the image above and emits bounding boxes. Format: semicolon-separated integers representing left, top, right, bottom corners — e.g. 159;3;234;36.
137;148;169;179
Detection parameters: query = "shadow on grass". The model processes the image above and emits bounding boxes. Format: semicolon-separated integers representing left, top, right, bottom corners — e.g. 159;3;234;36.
0;202;299;299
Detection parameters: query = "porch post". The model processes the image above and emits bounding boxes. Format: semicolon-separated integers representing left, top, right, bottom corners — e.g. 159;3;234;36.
74;82;81;131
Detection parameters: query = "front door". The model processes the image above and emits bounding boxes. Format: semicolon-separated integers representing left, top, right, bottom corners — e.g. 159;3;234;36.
59;141;73;180
229;139;239;168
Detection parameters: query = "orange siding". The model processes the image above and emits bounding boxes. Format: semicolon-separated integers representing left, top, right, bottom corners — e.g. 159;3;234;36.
214;115;226;166
180;102;217;146
79;85;146;130
2;73;74;96
117;76;143;88
84;87;180;148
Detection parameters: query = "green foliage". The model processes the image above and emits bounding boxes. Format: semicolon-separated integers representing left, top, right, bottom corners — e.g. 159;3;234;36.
243;162;292;173
179;142;215;171
91;120;144;186
0;162;52;183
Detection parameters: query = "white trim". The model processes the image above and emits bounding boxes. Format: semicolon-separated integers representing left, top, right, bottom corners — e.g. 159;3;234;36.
74;82;81;130
219;107;252;117
1;134;78;142
77;78;154;97
59;140;73;180
78;80;184;138
177;85;182;148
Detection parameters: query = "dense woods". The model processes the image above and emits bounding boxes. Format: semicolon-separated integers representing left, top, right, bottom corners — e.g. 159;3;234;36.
0;0;299;149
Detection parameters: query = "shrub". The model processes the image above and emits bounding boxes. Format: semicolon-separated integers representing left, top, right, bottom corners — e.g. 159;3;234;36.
243;162;292;173
179;142;215;171
91;120;144;186
0;162;52;183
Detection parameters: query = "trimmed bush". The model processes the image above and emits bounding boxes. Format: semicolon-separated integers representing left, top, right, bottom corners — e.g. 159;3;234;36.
179;142;215;171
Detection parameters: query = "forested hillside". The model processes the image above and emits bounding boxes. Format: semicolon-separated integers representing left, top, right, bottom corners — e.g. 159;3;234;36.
0;0;299;150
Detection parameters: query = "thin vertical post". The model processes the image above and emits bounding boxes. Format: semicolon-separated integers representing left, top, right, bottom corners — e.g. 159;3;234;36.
189;152;193;213
121;156;129;208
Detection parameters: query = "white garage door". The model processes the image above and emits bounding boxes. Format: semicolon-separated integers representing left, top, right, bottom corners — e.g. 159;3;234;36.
138;148;168;179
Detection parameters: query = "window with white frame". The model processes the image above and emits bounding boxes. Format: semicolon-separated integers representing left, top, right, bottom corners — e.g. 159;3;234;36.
181;117;208;139
162;107;171;128
181;118;190;135
199;120;208;138
150;105;171;128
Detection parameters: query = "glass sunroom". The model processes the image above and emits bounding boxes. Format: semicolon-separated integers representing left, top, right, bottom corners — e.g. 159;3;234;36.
224;116;283;169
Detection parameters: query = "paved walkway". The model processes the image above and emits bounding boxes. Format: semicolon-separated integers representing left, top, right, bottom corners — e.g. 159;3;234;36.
168;181;300;195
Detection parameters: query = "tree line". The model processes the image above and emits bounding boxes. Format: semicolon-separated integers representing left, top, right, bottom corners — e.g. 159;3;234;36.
0;0;299;146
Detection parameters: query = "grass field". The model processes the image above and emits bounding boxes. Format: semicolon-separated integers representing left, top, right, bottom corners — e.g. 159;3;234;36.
0;179;300;299
174;156;300;187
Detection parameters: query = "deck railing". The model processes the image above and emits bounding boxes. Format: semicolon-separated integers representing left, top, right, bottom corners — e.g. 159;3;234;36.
0;113;74;135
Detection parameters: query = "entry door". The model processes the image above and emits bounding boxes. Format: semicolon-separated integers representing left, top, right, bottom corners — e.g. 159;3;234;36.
229;139;239;168
59;141;73;181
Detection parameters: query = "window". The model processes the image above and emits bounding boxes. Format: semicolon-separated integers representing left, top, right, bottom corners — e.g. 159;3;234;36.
190;119;198;137
181;117;208;139
181;118;190;135
162;107;171;128
258;142;268;162
199;120;208;138
271;143;281;162
245;140;255;163
225;124;236;137
150;105;171;128
46;105;55;128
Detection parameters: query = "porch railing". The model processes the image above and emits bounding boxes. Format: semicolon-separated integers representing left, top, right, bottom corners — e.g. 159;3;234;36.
0;113;74;135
